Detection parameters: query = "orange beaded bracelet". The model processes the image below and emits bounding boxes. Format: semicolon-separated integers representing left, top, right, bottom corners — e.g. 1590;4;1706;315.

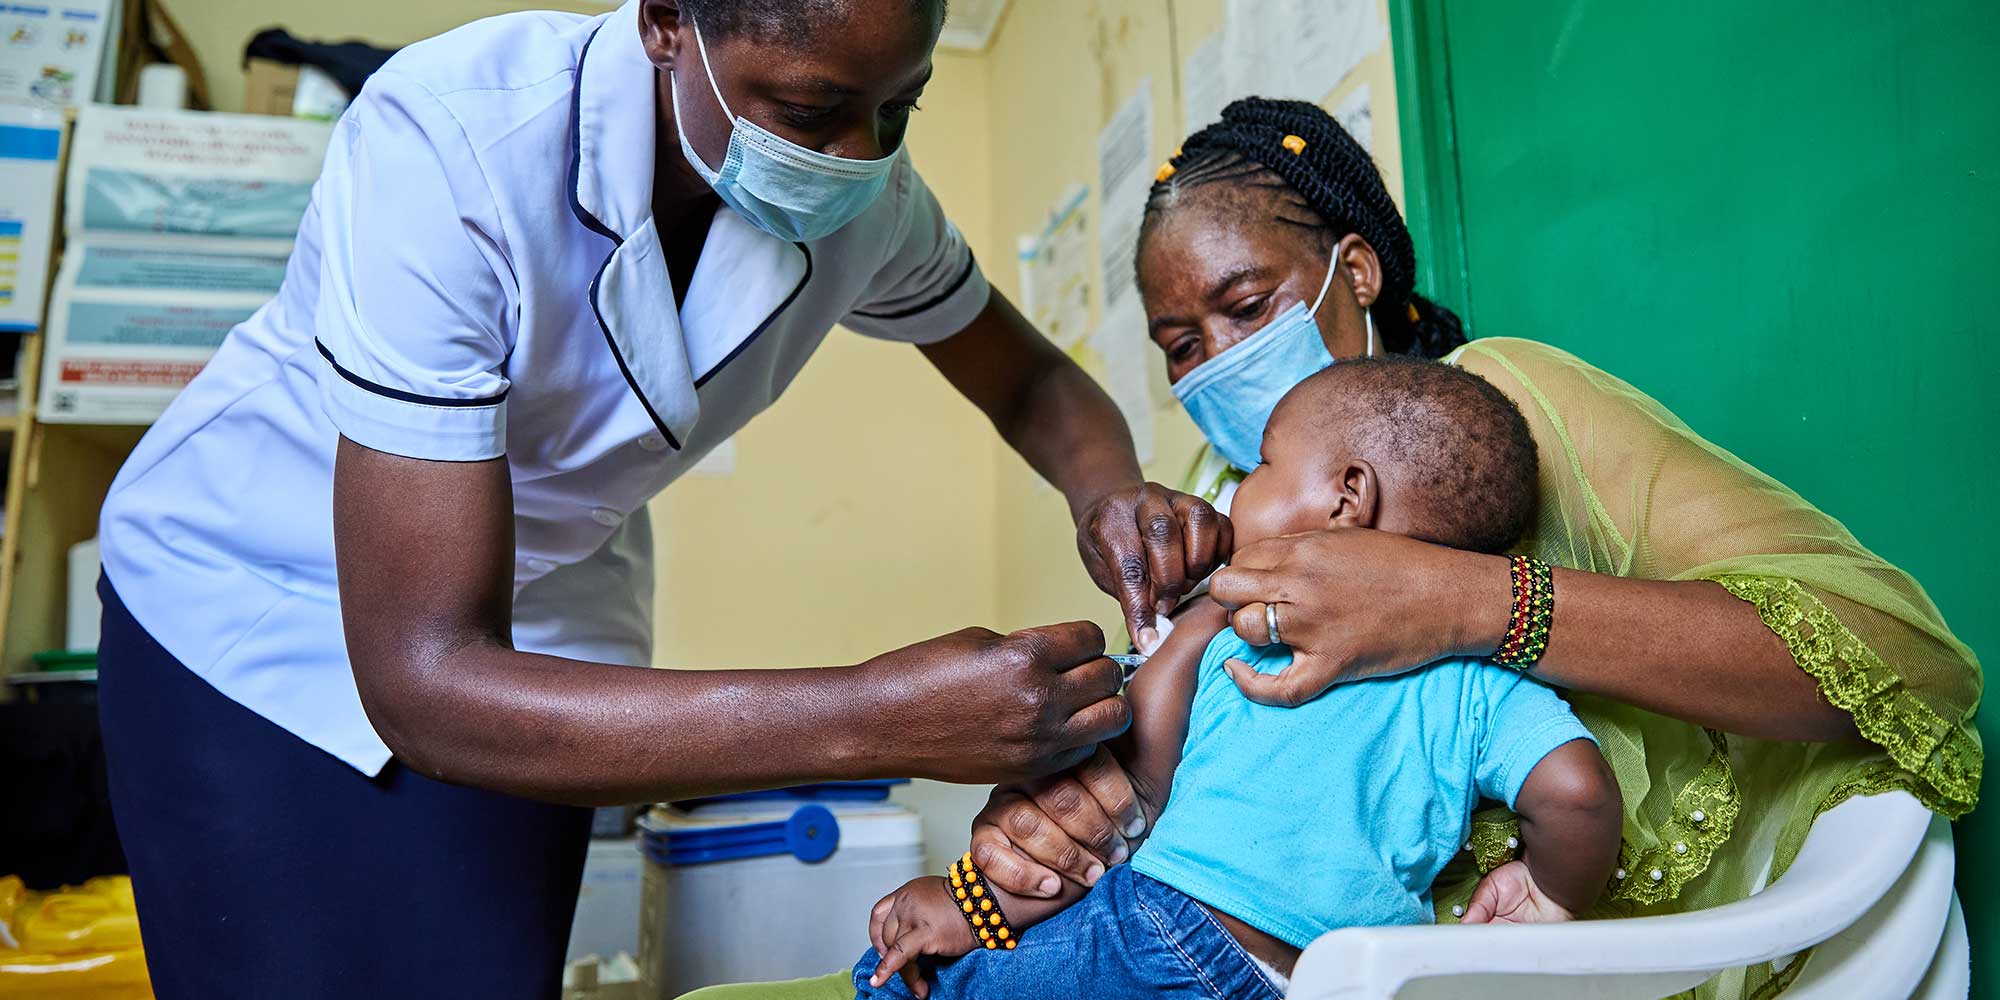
949;852;1017;950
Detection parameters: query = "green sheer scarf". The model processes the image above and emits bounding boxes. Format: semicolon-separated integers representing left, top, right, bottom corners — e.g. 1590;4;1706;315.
1182;337;1981;998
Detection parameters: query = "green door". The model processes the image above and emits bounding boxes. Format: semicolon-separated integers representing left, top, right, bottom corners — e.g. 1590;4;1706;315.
1392;0;1996;986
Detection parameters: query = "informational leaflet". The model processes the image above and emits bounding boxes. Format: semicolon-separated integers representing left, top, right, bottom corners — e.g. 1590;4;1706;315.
1095;80;1153;315
39;106;332;423
1181;31;1227;132
0;105;61;334
1334;83;1373;153
1015;183;1092;349
1087;295;1155;465
1222;0;1384;106
0;0;113;110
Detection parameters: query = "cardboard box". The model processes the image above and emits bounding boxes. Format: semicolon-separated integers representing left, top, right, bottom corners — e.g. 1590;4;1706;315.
241;56;296;116
242;57;349;120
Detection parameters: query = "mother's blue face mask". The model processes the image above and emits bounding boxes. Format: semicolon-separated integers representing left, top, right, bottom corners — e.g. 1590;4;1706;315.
1171;246;1375;471
672;19;900;243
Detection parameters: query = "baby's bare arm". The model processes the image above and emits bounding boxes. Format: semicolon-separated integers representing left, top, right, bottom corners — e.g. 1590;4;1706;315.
1513;739;1623;915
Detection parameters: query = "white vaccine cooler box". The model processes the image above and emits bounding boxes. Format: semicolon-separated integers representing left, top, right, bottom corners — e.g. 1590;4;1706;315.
638;782;924;998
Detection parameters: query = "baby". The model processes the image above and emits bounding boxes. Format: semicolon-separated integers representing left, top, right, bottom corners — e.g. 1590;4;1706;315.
854;357;1623;999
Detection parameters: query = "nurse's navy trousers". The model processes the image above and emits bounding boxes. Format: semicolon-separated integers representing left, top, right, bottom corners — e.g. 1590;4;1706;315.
95;575;593;999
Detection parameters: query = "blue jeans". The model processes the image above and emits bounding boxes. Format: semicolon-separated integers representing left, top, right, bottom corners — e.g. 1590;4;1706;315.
851;865;1284;1000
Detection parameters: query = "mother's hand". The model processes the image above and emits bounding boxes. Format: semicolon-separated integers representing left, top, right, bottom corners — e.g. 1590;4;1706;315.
1076;483;1231;651
1209;527;1511;707
967;747;1146;898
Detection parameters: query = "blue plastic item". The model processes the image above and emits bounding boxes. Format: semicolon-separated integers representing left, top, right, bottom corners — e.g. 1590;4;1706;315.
672;779;906;811
645;803;843;867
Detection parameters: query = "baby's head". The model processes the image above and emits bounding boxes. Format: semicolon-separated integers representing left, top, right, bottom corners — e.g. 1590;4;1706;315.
1229;357;1538;554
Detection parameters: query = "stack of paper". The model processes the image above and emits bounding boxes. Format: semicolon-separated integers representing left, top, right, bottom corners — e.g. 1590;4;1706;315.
38;106;330;423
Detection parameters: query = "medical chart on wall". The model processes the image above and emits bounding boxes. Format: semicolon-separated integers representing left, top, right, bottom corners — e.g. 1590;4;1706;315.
1181;32;1227;132
1095;79;1154;316
1087;296;1155;465
1015;183;1092;349
0;0;112;110
1334;83;1373;153
40;106;332;423
0;106;61;334
689;438;736;477
1221;0;1385;107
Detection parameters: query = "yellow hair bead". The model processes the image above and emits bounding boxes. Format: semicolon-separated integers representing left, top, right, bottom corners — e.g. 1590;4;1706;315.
1155;162;1176;183
1407;302;1421;323
1282;134;1307;155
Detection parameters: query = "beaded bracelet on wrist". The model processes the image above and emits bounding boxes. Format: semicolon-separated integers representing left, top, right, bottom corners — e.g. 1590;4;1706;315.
949;852;1017;950
1493;555;1554;671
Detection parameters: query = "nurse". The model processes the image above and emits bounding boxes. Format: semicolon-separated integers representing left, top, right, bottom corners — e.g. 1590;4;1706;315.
92;2;1222;996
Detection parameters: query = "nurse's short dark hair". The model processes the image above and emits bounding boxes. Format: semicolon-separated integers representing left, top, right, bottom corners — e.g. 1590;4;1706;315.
1290;356;1538;556
680;0;946;47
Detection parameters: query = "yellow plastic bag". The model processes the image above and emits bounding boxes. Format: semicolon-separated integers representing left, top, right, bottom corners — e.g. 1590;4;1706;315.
0;875;153;999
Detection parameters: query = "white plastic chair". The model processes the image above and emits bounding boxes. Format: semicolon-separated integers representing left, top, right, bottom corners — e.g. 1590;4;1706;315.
1289;791;1965;1000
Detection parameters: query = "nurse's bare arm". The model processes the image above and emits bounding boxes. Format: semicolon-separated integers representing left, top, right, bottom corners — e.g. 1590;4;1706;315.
871;594;1226;990
332;438;1131;806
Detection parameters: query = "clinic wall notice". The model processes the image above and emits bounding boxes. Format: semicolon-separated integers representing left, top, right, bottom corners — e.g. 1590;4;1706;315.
40;106;330;423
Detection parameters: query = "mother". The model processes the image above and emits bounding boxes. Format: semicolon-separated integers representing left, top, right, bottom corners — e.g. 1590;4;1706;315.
948;99;1982;1000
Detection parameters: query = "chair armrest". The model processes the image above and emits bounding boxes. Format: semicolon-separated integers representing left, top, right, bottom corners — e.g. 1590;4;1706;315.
1288;792;1934;1000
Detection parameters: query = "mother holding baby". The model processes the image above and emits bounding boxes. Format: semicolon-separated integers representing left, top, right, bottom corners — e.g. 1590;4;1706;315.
957;98;1983;997
695;98;1982;998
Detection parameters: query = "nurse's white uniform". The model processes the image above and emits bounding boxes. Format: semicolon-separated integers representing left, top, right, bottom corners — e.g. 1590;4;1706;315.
97;1;991;774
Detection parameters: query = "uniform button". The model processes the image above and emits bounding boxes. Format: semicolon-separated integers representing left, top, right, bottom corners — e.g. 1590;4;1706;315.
591;508;623;527
526;557;555;573
637;434;669;452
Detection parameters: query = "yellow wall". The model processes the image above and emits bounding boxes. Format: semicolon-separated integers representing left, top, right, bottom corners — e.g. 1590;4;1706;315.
172;0;603;113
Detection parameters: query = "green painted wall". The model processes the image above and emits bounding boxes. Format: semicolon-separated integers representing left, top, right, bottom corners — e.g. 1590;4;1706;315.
1395;0;1996;986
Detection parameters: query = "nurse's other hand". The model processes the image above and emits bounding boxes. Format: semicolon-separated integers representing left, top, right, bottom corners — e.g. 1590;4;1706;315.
862;621;1129;785
1076;483;1231;651
1208;528;1511;707
967;747;1144;898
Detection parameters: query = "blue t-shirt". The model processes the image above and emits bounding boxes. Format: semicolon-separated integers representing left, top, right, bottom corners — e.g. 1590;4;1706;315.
1128;629;1595;948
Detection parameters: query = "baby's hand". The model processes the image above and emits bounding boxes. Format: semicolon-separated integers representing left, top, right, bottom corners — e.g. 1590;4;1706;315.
1461;860;1576;925
867;876;977;998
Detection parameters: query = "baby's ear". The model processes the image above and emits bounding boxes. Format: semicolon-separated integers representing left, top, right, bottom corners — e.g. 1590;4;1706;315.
1326;459;1380;529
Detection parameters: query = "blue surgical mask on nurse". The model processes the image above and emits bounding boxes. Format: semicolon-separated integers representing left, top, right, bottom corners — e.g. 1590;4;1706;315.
1172;242;1376;471
672;17;901;243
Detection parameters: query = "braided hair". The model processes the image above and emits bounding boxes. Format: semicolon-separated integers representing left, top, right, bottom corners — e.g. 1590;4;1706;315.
1140;98;1466;359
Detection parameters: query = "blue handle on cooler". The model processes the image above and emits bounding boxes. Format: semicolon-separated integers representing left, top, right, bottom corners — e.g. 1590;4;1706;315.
646;803;841;866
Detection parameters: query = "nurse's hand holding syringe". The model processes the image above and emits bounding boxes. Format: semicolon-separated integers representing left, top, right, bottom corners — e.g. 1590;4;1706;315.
331;437;1129;805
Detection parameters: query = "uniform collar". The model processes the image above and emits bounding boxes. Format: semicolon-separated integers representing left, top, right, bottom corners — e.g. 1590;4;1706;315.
568;3;810;451
569;1;655;241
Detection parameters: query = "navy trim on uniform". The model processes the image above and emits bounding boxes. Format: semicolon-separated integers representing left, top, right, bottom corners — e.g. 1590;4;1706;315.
567;22;680;451
694;244;813;388
566;24;621;246
848;250;978;321
315;340;508;408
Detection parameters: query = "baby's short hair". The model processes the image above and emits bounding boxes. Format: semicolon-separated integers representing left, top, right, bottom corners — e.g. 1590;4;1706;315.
1287;356;1538;554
